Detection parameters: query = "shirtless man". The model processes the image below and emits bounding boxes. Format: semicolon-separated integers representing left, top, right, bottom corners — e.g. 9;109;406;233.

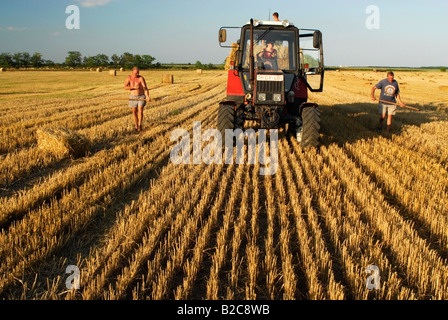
124;67;150;132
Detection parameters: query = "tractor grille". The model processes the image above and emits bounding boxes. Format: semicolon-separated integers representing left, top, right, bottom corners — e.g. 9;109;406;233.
256;80;283;93
254;73;285;105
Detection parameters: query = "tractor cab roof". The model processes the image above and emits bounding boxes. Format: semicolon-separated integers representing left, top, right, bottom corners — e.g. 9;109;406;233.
245;20;295;28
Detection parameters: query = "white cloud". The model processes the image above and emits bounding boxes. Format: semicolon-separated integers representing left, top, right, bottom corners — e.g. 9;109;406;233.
76;0;111;7
2;26;29;31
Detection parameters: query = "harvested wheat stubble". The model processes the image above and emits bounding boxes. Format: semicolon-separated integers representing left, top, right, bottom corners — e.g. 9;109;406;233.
36;127;90;159
180;84;201;93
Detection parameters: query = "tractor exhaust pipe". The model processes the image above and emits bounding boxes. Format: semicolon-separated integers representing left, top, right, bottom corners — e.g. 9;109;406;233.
249;18;254;90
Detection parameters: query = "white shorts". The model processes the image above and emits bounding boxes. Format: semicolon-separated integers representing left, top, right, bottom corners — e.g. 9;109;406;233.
129;95;146;108
379;102;397;116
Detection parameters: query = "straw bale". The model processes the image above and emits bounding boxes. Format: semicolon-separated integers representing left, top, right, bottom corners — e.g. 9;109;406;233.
109;70;117;76
36;127;90;159
96;68;102;72
225;43;239;70
162;74;174;84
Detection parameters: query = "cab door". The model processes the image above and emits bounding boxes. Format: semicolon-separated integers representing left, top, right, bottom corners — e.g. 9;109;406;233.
298;29;324;92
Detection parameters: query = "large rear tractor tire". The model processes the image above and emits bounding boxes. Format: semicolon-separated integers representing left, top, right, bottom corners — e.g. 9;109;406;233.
300;106;320;148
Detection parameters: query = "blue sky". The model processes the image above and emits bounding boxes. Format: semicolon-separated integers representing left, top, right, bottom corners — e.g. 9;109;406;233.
0;0;447;67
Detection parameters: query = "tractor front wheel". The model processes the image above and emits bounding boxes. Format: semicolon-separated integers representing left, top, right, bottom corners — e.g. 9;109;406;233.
300;106;320;148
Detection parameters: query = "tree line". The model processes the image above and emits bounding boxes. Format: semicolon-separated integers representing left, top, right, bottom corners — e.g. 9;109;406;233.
0;51;224;70
0;51;160;69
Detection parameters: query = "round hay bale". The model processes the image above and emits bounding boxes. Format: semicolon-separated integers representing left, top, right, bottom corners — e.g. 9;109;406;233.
120;67;124;72
96;67;102;72
90;68;95;71
196;69;203;75
36;127;90;159
162;74;174;84
0;67;4;72
109;70;117;76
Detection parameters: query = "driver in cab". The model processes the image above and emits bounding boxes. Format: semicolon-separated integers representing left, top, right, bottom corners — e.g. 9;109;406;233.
257;40;277;70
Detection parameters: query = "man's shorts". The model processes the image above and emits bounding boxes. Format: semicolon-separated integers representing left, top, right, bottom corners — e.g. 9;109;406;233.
129;95;146;108
379;102;397;116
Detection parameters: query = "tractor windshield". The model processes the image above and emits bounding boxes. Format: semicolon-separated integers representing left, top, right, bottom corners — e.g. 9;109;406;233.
241;28;297;71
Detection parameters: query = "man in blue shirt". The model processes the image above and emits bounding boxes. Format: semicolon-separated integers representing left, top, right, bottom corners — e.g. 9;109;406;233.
371;71;405;132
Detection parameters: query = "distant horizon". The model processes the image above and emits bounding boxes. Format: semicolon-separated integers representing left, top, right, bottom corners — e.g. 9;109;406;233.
1;50;446;69
1;49;447;69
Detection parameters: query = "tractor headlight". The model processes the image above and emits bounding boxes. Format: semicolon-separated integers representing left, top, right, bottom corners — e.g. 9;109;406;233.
258;93;266;101
273;93;282;102
282;20;290;28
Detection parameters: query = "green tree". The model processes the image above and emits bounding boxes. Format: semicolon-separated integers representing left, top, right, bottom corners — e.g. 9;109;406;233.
12;52;23;68
83;56;96;68
120;52;135;69
141;54;156;69
0;53;13;68
195;61;203;69
94;54;109;67
65;51;82;67
31;52;43;68
133;54;143;69
111;54;120;67
44;59;55;67
21;52;31;68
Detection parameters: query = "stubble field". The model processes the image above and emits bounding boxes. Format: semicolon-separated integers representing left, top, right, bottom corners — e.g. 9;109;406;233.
0;69;447;300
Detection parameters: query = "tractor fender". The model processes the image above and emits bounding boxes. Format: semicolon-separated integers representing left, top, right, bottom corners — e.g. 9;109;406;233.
226;69;245;98
219;100;238;111
299;102;319;115
293;77;308;100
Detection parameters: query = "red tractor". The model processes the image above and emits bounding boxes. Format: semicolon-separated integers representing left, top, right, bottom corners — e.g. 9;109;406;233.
218;18;324;147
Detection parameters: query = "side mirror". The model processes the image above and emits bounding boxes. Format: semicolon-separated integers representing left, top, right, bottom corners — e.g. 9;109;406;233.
313;30;322;49
219;29;227;43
